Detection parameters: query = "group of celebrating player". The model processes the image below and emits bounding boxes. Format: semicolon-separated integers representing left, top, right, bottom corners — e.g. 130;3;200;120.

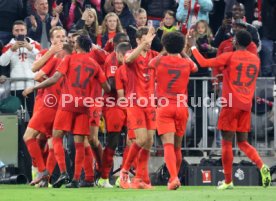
22;24;271;190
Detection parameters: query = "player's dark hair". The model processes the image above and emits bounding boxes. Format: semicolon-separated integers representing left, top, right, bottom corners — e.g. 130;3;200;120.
13;20;26;28
136;26;149;39
235;30;252;48
115;42;132;55
62;43;73;54
72;29;90;38
113;32;130;46
161;32;185;54
77;35;92;52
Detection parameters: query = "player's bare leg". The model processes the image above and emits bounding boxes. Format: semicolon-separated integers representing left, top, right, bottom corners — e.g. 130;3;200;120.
80;137;95;187
161;133;181;190
52;129;69;188
23;128;49;186
66;135;85;188
237;132;271;187
218;131;235;190
88;126;103;175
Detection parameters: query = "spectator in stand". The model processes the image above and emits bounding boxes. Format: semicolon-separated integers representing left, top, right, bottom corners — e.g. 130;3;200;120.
176;0;213;33
0;21;41;118
67;0;102;30
126;8;163;52
25;0;62;49
72;8;99;43
260;0;276;77
104;0;141;14
213;2;261;50
156;10;180;40
141;0;177;29
97;12;124;52
104;0;135;29
0;0;24;45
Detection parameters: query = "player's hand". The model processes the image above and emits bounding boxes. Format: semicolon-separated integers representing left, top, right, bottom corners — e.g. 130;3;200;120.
186;34;196;47
49;43;63;54
144;26;156;45
11;41;22;51
22;86;34;97
30;15;37;30
51;13;60;27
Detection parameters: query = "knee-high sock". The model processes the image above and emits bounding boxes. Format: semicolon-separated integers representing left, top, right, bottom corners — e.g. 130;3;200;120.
222;140;233;184
101;147;115;179
25;139;45;172
174;147;182;174
46;148;56;175
52;137;66;173
123;142;141;171
74;142;85;181
238;141;263;169
135;148;150;182
91;143;103;172
164;143;177;181
84;146;94;182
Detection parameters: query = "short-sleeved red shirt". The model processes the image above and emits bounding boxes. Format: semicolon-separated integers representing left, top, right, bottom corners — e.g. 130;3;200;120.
57;53;107;113
192;48;260;111
151;55;197;104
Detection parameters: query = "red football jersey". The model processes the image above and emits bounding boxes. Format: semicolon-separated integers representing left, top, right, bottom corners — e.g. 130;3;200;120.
115;65;128;91
213;37;258;83
124;50;159;105
192;48;260;111
103;52;119;100
57;53;107;113
152;55;197;104
40;57;63;108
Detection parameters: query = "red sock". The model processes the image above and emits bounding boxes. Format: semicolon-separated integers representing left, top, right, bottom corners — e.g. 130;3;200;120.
52;137;66;173
46;149;56;175
123;143;141;171
84;146;94;182
174;147;182;174
136;148;150;181
74;142;85;181
92;143;103;172
122;146;129;167
25;139;45;172
222;140;233;184
101;147;115;179
238;141;263;169
164;143;177;181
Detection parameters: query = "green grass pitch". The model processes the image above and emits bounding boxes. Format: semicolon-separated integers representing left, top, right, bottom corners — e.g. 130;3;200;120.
0;185;275;201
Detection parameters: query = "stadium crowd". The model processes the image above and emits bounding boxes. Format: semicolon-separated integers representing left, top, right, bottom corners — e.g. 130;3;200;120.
0;0;275;190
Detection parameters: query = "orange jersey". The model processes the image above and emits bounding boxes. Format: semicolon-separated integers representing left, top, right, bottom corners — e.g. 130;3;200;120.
124;50;159;105
192;48;260;111
57;53;107;113
151;55;197;104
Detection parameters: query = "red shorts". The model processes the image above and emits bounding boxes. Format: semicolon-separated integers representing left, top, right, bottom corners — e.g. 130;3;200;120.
103;106;126;132
157;105;189;136
127;129;136;139
53;109;90;135
33;95;44;114
127;105;156;130
28;106;57;138
217;107;251;132
89;106;102;127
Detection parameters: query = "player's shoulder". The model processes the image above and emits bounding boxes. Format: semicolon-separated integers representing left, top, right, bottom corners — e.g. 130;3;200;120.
149;49;159;57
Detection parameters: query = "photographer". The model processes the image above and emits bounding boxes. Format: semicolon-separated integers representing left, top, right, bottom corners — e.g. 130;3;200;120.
0;20;41;118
